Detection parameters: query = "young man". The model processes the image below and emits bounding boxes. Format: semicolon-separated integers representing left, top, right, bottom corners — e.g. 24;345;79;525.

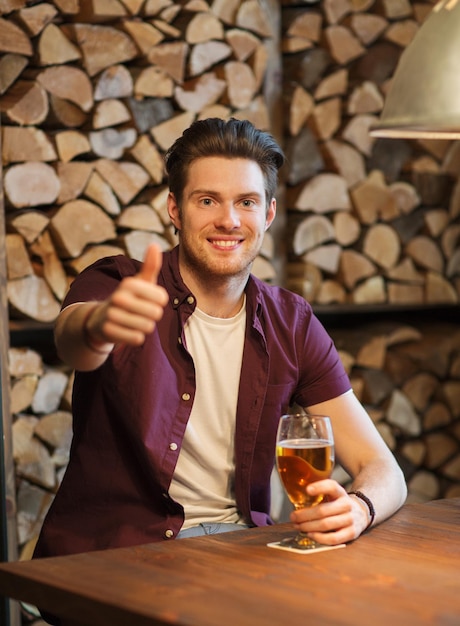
34;118;406;565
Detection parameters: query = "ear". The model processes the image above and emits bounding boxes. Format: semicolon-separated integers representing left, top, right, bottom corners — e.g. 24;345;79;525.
167;192;181;231
265;198;276;231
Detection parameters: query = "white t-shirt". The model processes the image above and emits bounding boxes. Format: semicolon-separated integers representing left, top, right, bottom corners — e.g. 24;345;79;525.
168;301;246;529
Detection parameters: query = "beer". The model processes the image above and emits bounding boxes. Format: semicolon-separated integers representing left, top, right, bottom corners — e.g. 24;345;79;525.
276;439;334;509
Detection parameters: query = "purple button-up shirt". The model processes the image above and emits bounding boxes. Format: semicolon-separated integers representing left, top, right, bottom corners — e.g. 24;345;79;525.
34;246;350;559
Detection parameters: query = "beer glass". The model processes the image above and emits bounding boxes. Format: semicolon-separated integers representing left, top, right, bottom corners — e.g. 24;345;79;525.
276;413;334;550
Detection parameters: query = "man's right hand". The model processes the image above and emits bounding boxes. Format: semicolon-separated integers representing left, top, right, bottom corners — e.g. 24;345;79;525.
55;244;169;371
85;244;169;348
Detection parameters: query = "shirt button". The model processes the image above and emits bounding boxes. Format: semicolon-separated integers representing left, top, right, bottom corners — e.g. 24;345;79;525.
169;442;178;451
182;392;190;401
187;296;194;305
165;529;174;539
173;297;179;305
178;337;182;345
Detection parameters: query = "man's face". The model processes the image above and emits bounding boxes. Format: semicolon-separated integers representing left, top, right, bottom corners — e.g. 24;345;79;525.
167;157;276;281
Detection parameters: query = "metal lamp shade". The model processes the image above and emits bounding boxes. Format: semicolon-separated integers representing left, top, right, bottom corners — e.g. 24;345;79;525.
371;0;460;139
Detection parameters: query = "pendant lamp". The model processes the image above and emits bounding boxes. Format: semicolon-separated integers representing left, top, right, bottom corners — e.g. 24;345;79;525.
370;0;460;139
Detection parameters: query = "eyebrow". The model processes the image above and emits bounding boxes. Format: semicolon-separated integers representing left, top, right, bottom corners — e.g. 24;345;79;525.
188;189;264;201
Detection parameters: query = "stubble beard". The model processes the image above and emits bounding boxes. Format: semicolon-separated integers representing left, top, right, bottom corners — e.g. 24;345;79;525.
179;230;260;285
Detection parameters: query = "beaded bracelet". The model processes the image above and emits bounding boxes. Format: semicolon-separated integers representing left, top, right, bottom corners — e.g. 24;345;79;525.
348;490;376;532
82;303;113;355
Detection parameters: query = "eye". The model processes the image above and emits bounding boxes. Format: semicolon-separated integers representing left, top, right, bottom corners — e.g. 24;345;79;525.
241;199;255;208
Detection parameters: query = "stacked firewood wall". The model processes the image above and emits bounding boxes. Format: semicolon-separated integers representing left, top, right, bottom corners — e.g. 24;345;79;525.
330;320;460;502
1;0;280;329
277;0;460;506
1;0;459;604
282;0;460;306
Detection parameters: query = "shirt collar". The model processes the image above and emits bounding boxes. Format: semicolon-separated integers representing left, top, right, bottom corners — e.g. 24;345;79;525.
161;246;195;310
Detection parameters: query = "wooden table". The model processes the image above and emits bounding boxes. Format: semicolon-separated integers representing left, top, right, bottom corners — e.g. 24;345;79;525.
0;498;459;626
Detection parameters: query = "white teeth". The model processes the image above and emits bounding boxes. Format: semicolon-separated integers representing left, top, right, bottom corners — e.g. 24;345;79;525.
214;240;237;247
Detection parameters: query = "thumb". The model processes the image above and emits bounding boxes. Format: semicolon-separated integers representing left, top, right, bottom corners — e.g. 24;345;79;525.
138;244;163;284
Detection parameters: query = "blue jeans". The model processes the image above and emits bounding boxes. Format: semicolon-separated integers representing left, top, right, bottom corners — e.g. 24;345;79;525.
177;522;251;538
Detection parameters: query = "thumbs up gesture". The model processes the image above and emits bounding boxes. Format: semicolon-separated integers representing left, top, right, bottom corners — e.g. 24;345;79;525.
86;244;169;348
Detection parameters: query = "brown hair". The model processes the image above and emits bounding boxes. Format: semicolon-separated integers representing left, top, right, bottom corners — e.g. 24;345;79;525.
164;118;285;208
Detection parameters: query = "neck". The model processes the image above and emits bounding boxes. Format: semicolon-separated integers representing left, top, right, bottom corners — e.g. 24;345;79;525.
199;293;246;319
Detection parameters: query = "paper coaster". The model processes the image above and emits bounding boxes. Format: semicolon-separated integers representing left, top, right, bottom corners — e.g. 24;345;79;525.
267;541;346;554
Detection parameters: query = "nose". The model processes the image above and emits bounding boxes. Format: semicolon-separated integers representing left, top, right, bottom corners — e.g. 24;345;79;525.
215;203;241;229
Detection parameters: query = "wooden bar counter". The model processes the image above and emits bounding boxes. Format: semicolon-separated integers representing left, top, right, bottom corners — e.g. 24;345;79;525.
0;498;459;626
